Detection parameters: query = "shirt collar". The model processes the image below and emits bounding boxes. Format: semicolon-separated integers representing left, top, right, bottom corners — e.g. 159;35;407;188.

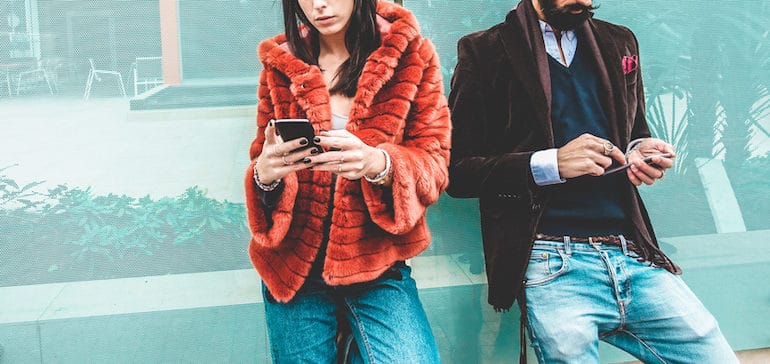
538;20;576;41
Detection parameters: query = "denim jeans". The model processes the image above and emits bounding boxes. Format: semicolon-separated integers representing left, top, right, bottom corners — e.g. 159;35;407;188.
524;238;738;364
262;263;440;363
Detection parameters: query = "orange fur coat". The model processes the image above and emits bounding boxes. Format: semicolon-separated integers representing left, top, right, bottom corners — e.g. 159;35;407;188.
245;1;451;303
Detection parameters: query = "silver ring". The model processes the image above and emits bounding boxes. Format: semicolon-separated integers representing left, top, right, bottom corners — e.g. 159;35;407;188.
339;155;345;163
282;155;291;166
337;163;342;173
603;141;614;156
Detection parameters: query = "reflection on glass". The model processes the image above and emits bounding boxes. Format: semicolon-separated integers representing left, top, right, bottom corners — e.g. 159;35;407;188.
0;1;767;363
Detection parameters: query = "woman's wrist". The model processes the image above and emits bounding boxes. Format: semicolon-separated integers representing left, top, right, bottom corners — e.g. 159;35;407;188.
364;148;391;185
253;160;281;191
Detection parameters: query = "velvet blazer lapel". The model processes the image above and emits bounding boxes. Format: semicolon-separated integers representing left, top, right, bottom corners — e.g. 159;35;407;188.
578;20;624;145
507;0;553;146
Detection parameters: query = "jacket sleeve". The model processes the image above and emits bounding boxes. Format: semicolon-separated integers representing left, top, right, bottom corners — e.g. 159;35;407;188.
360;38;451;235
446;35;539;201
244;68;298;249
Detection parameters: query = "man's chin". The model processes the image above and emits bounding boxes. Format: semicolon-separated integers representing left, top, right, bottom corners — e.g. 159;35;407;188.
544;12;591;31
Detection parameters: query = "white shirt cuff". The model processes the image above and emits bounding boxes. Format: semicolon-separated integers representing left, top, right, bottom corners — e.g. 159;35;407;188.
530;149;566;186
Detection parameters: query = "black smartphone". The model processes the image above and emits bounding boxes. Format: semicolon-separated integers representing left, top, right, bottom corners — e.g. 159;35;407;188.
274;118;321;152
604;153;672;175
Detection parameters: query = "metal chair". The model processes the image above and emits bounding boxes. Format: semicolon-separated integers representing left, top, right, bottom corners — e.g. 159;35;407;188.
132;56;163;96
15;58;55;95
83;58;126;100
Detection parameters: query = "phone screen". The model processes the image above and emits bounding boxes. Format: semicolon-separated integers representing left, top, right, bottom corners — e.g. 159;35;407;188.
274;119;321;152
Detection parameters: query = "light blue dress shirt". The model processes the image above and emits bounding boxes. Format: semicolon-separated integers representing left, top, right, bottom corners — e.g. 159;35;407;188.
530;20;578;186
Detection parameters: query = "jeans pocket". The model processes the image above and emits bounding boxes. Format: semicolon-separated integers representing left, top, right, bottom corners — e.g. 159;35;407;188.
525;247;569;287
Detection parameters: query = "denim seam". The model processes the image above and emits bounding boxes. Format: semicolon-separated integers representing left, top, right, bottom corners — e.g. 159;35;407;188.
594;246;629;331
344;298;375;363
524;309;547;364
615;329;668;364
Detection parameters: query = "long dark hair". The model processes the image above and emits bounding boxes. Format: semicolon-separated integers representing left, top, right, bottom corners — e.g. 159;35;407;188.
282;0;380;97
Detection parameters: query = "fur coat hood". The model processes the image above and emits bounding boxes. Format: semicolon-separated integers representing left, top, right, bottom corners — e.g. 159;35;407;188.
245;0;451;302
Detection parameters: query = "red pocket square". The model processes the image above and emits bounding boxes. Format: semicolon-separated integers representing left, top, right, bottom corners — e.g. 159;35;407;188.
622;55;639;74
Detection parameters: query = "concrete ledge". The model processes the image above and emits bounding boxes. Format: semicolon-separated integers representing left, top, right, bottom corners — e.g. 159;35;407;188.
0;254;485;325
126;104;255;122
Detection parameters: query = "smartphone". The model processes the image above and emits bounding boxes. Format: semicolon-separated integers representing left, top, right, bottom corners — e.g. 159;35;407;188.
604;153;672;175
274;118;321;152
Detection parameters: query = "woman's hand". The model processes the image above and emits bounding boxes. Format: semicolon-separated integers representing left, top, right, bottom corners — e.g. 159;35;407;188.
307;129;387;181
626;138;676;186
254;120;321;184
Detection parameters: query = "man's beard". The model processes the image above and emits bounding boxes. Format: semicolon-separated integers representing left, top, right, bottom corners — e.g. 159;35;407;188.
539;0;596;30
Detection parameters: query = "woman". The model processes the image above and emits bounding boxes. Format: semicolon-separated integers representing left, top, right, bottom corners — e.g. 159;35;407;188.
244;0;450;362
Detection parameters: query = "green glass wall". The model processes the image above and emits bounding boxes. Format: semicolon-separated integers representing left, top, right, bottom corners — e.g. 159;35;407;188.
0;1;768;363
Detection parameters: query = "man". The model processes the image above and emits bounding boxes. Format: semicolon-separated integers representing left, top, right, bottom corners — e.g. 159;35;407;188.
447;0;739;362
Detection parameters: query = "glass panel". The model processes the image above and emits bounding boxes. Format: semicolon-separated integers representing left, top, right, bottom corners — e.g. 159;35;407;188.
0;1;767;363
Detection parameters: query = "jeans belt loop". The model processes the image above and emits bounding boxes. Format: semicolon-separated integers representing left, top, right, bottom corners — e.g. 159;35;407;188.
619;234;629;256
562;235;572;255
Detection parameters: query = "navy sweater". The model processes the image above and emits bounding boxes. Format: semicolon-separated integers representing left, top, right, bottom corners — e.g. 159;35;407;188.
538;43;631;237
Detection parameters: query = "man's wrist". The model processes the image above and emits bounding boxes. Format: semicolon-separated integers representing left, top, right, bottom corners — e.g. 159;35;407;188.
531;149;566;186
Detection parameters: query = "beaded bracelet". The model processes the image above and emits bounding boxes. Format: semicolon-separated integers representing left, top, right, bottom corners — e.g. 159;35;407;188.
253;161;281;191
364;149;391;185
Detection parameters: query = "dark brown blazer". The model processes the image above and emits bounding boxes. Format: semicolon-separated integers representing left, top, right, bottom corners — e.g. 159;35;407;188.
447;0;680;311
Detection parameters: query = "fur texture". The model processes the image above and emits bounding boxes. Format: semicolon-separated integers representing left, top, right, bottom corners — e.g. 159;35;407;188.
245;1;451;303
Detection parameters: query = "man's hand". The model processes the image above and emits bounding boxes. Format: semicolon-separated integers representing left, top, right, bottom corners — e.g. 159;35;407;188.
626;138;675;186
557;133;626;179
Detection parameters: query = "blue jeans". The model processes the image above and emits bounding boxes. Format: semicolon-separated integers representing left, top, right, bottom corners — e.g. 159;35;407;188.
524;238;738;364
262;263;440;363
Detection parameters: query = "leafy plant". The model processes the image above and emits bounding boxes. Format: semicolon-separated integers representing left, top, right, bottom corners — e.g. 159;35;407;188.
1;165;249;278
0;164;46;210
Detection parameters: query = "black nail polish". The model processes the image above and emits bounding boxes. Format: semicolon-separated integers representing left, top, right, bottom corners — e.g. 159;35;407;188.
299;138;308;145
313;137;321;143
310;148;320;155
303;157;312;164
268;120;274;127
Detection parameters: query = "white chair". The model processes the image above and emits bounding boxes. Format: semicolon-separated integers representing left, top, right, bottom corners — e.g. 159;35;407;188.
132;56;163;96
83;58;126;100
15;58;55;95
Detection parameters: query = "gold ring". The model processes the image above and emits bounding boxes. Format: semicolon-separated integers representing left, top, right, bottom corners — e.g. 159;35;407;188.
282;155;291;166
603;141;614;156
